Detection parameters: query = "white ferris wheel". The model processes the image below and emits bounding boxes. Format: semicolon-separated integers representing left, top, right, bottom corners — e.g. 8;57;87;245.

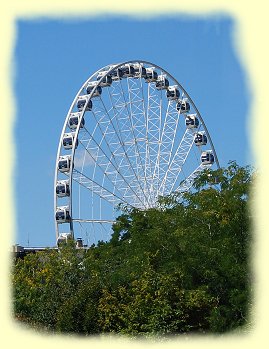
54;60;219;246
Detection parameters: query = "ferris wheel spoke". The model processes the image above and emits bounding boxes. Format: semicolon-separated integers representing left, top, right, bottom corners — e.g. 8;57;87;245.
119;78;147;193
72;168;129;206
175;163;212;193
80;101;146;206
136;73;157;204
159;128;195;195
73;219;115;224
98;104;148;206
152;99;180;192
125;77;154;205
98;94;141;181
145;81;163;198
78;138;124;194
77;128;146;207
107;81;151;207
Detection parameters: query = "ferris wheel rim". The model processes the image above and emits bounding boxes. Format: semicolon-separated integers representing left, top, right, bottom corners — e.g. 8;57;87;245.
54;60;220;243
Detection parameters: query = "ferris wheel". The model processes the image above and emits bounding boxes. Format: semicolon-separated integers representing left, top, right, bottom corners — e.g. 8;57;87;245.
54;60;220;246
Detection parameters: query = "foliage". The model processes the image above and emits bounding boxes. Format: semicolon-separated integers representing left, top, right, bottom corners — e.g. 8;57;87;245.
12;161;253;336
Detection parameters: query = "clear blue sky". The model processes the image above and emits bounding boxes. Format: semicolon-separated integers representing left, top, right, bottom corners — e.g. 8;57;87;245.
14;15;251;247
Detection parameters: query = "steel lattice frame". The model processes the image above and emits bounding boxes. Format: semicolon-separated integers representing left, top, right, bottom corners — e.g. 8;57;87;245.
54;60;220;244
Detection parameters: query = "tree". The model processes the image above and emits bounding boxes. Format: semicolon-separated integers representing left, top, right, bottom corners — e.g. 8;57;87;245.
12;161;253;335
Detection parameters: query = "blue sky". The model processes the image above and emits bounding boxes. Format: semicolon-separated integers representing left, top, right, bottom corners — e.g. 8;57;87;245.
14;16;251;247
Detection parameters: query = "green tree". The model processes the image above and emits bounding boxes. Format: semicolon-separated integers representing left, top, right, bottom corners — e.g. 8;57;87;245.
12;161;253;335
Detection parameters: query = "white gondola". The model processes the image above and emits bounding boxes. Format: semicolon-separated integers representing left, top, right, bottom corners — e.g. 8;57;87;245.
56;180;70;197
58;155;72;173
122;64;135;78
96;72;113;87
68;113;85;130
166;85;180;100
76;238;83;248
57;232;72;246
201;151;214;165
76;96;92;111
133;63;147;78
145;67;158;82
62;132;78;150
110;65;124;80
55;206;71;223
86;81;102;97
156;75;169;90
176;99;190;113
185;114;199;128
194;132;207;146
